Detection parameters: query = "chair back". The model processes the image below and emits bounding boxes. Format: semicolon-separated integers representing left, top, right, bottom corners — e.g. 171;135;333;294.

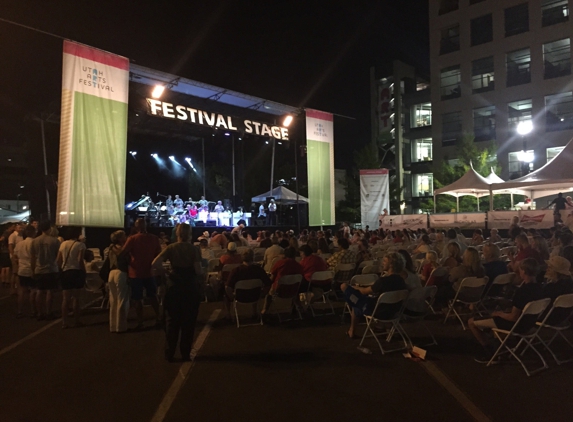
350;274;378;287
234;279;263;304
455;277;488;303
236;246;250;255
404;286;437;315
310;270;334;283
425;266;448;287
88;248;102;260
371;289;410;321
335;263;355;272
358;260;375;271
511;298;551;335
361;264;380;275
539;293;573;327
492;272;515;286
254;247;266;255
207;259;220;273
276;274;303;298
213;249;225;258
376;289;410;305
221;264;241;284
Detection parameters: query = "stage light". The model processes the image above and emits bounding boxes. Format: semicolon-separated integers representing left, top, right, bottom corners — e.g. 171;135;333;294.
278;141;282;145
224;133;230;136
265;141;269;144
238;137;242;140
169;156;175;161
151;85;165;99
517;121;533;135
151;153;158;158
283;115;293;127
130;151;137;156
185;157;191;162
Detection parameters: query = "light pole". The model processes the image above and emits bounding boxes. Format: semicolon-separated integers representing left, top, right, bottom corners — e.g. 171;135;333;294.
516;121;534;176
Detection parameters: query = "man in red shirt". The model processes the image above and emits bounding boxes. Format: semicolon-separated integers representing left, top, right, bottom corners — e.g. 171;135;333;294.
120;219;162;329
210;231;229;250
508;233;543;272
262;247;303;314
299;245;328;290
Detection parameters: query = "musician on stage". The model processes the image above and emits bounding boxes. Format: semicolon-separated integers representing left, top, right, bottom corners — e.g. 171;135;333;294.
189;204;198;220
174;195;184;210
266;199;277;225
258;203;266;218
198;196;208;208
214;201;225;213
166;195;173;209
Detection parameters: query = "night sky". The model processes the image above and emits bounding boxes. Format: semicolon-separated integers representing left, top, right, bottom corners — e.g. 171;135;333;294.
0;0;428;212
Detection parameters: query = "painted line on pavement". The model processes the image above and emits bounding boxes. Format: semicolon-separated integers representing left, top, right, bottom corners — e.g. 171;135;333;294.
151;309;221;422
421;361;491;422
0;296;102;359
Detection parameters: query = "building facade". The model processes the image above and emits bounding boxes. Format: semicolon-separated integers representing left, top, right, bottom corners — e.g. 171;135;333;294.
430;0;573;181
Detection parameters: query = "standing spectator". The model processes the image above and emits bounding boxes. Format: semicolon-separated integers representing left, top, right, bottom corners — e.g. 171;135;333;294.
57;227;87;329
107;230;130;333
0;226;12;287
30;221;60;320
544;192;571;224
152;224;203;362
120;218;162;330
13;225;37;317
9;223;24;292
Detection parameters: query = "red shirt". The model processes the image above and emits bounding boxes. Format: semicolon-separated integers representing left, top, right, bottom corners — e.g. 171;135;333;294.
211;234;228;249
271;257;303;289
220;253;243;267
122;232;161;279
515;246;543;265
300;254;328;282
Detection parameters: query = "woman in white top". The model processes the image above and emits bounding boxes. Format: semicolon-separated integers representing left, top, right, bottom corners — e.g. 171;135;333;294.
13;225;37;317
57;227;86;328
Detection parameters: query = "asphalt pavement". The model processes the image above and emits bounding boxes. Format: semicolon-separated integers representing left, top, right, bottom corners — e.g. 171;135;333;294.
1;283;572;422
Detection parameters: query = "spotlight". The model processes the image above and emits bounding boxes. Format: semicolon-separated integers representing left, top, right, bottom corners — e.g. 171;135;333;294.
265;141;269;145
278;141;282;145
238;137;242;140
185;157;191;162
130;151;137;156
151;153;158;158
169;156;175;161
151;85;165;99
224;133;230;137
283;115;293;127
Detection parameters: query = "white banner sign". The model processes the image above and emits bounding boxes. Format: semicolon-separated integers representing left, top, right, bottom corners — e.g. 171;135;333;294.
379;214;427;231
360;169;389;230
488;210;555;229
430;213;487;229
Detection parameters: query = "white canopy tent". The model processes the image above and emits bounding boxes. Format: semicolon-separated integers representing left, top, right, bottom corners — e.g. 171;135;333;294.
251;186;308;205
490;138;573;202
433;166;491;212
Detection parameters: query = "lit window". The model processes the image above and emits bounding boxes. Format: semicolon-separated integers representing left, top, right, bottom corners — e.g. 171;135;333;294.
543;38;571;79
412;174;434;197
508;150;535;179
508;99;532;132
412;139;433;162
411;103;432;128
547;146;565;162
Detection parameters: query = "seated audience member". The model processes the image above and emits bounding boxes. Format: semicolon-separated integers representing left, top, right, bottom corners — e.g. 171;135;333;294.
421;251;440;285
219;242;243;267
443;229;466;257
488;228;502;243
327;238;356;282
317;238;330;255
482;243;508;295
299;245;329;296
341;252;407;339
508;234;543;272
306;238;318;253
199;239;214;263
442;241;462;270
469;258;542;363
397;249;422;291
288;237;300;253
210;230;229;250
262;247;304;314
471;229;485;246
550;230;573;257
355;239;372;267
455;227;468;248
262;237;284;272
259;231;273;249
393;230;404;244
449;247;485;291
412;235;432;255
433;231;446;258
223;249;272;319
560;245;573;268
508;216;521;240
541;256;573;324
531;235;550;261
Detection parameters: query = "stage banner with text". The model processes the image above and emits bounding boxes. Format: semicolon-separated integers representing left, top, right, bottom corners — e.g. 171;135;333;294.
360;169;389;229
306;109;335;226
430;213;486;229
57;41;129;228
488;210;555;229
379;214;427;231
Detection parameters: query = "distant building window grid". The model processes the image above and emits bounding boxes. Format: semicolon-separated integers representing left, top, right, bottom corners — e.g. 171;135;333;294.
507;99;533;131
472;56;495;93
508;150;535;178
412;173;434;197
412;138;433;162
471;14;493;46
441;111;462;146
545;92;573;131
411;103;432;128
439;0;459;15
440;65;461;100
541;0;569;27
506;48;531;87
547;146;565;162
505;3;530;37
543;38;571;79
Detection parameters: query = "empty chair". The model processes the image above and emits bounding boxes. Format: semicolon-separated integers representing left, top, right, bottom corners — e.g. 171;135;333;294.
307;270;335;317
358;290;410;355
487;298;551;376
443;277;488;330
401;286;439;347
533;293;573;365
233;279;264;328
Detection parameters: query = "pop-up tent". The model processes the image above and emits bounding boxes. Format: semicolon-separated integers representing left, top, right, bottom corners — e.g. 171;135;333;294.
491;138;573;201
251;186;308;205
433;166;491;211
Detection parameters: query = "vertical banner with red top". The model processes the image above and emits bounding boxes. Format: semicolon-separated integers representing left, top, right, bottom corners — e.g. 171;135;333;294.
360;169;389;229
306;109;335;226
57;41;129;228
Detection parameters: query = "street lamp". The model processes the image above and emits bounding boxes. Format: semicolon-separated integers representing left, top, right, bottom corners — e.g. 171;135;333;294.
516;121;534;176
516;120;533;136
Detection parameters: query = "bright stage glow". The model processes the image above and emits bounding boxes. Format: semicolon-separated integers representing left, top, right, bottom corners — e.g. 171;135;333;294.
278;141;282;145
151;153;158;158
516;121;533;135
224;133;230;136
185;157;191;162
151;85;165;99
130;151;137;156
283;115;293;127
265;141;269;144
169;156;175;161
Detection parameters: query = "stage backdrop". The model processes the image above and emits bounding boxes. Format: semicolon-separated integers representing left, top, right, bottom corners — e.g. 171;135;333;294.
57;41;129;228
306;109;335;226
360;169;389;229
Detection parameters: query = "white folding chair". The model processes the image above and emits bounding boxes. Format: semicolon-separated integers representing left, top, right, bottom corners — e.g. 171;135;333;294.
443;277;488;330
341;274;378;322
233;279;263;328
307;270;335;317
479;272;516;313
425;266;449;287
401;286;439;347
358;289;410;355
361;264;380;275
333;262;356;300
358;260;375;273
487;298;551;376
532;293;573;365
84;272;106;309
272;274;303;323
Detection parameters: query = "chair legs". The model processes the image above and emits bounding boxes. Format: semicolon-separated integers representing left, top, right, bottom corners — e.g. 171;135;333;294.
359;317;409;355
489;332;549;376
535;329;573;365
234;301;263;328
